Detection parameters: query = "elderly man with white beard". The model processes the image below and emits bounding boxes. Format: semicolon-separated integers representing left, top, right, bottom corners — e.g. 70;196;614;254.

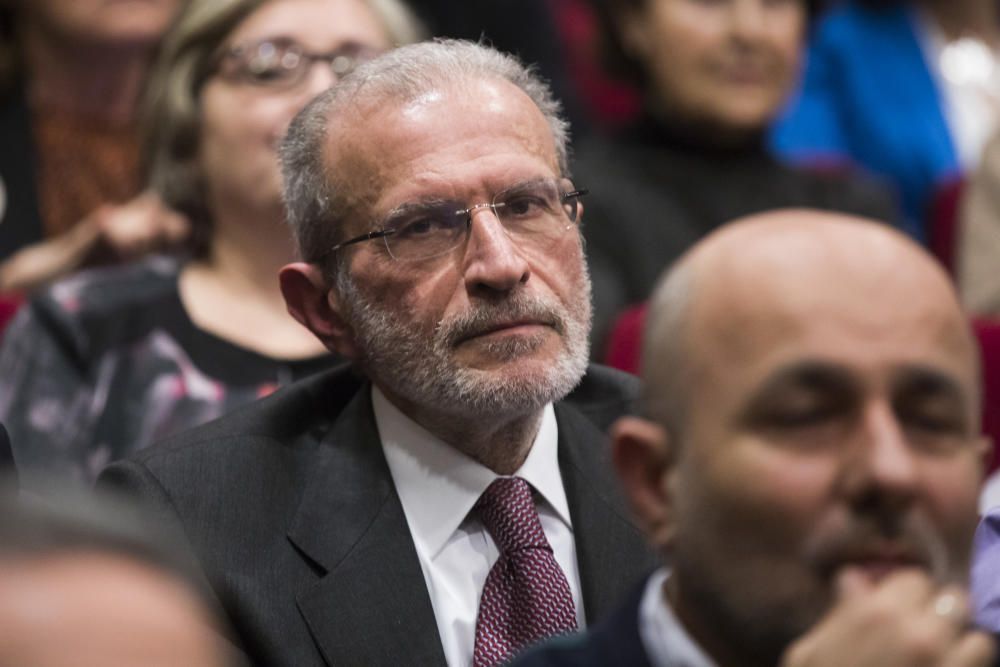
99;40;657;667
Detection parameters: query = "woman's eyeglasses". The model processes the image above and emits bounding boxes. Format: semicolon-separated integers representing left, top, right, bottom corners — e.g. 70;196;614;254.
215;38;382;90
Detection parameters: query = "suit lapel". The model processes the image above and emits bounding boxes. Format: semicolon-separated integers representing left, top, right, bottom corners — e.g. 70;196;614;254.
288;389;447;666
556;401;658;622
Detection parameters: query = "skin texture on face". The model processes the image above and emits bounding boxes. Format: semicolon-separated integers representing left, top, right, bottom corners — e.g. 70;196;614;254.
620;0;804;138
319;78;591;468
198;0;391;221
0;552;232;667
617;211;986;667
20;0;184;47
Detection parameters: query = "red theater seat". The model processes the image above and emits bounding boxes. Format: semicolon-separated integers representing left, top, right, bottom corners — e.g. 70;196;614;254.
928;177;965;275
0;293;22;336
603;303;647;375
975;319;1000;475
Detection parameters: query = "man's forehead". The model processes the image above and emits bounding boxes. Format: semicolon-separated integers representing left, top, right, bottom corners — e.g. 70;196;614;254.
325;77;559;212
682;216;977;390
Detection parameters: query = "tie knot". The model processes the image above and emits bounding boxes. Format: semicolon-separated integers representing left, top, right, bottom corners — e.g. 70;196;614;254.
475;477;549;554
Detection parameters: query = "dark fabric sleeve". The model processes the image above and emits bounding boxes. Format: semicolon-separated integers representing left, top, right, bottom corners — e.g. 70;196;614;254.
0;299;108;490
0;423;13;477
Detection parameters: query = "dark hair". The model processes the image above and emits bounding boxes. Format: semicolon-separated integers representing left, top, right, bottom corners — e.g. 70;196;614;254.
0;5;19;95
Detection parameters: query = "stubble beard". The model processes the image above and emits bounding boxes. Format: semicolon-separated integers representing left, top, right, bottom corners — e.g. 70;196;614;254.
336;269;592;419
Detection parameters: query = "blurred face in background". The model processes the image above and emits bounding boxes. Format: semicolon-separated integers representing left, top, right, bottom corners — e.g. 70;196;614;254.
619;0;805;137
198;0;391;218
19;0;184;47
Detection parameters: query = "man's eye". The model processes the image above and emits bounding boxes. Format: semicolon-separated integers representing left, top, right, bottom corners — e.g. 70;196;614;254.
393;215;461;239
502;195;549;218
765;406;839;428
394;218;436;238
902;410;965;435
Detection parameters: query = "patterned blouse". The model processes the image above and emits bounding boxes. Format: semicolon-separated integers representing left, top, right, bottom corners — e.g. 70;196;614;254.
0;256;336;490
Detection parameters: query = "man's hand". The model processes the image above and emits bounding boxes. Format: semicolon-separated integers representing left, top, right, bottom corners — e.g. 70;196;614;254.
782;569;996;667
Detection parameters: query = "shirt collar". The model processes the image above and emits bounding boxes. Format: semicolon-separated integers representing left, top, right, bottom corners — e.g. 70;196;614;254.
639;568;717;667
374;386;571;559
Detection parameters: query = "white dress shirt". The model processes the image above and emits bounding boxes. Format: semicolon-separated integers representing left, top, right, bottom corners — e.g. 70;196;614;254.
639;568;716;667
374;387;585;667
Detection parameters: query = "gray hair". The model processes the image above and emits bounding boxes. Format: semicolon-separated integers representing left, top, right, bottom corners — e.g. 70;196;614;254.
280;38;572;269
641;259;696;437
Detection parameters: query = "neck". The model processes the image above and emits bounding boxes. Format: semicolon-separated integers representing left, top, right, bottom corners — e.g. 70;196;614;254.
921;0;1000;43
201;202;295;298
378;384;545;474
641;103;767;155
666;576;779;667
20;23;153;124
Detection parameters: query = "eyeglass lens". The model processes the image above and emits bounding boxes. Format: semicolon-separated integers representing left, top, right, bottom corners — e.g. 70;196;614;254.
222;39;379;88
382;179;583;261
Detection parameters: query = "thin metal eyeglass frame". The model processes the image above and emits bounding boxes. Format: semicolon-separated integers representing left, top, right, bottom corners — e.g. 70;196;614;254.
324;187;590;259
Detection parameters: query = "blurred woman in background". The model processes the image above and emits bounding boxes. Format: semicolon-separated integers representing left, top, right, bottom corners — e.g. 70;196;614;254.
0;0;423;489
575;0;895;357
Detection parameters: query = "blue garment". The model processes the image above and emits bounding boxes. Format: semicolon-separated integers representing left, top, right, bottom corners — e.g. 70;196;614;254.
771;2;960;241
973;510;1000;631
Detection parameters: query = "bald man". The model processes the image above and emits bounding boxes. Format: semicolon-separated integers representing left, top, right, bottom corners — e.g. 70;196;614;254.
516;210;995;667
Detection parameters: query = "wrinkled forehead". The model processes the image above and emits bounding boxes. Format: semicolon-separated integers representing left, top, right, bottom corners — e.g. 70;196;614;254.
323;78;560;218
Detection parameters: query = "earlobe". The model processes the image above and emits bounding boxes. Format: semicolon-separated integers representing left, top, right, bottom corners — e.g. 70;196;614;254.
611;416;675;550
279;262;361;360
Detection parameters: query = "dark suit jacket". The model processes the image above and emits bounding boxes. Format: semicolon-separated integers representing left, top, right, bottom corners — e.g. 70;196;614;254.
98;363;658;666
0;423;13;476
512;576;653;667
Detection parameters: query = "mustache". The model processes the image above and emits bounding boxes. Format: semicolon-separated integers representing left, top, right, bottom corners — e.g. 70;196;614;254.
438;292;566;347
803;514;952;583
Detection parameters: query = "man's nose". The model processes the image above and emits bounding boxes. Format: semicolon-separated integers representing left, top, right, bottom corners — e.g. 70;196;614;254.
461;207;531;295
843;402;920;511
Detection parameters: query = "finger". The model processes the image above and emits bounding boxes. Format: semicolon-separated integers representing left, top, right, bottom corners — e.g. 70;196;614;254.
941;630;997;667
835;566;875;603
872;568;938;608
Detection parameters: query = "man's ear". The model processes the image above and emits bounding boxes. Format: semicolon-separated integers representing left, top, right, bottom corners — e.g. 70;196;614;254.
611;416;675;550
279;262;362;360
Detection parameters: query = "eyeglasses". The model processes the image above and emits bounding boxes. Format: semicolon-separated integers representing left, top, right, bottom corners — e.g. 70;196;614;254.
215;38;382;90
327;178;588;262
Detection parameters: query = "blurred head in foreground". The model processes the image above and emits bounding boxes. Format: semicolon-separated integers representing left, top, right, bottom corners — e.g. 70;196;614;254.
0;482;242;667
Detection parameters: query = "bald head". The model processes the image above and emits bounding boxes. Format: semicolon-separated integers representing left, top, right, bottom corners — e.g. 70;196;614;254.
618;209;987;666
643;210;978;433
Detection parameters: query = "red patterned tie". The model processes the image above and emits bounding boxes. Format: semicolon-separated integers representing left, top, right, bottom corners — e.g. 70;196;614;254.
473;477;578;667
